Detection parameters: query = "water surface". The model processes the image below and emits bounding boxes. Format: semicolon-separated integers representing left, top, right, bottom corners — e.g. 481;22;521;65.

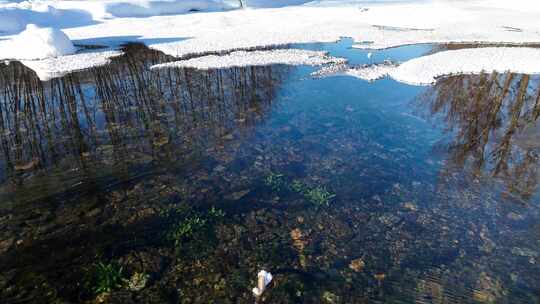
0;42;539;303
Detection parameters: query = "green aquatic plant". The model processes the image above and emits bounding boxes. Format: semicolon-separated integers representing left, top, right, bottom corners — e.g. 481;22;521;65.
167;216;208;248
165;205;226;250
291;179;308;194
291;179;335;207
265;173;336;207
264;172;286;191
305;186;336;207
208;206;226;219
93;262;125;295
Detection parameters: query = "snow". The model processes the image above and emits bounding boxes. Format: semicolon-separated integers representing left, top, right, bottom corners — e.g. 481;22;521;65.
151;49;346;70
0;24;76;60
19;50;122;81
340;47;540;85
55;0;237;20
344;62;397;81
60;0;540;58
1;0;540;81
0;2;95;35
242;0;311;8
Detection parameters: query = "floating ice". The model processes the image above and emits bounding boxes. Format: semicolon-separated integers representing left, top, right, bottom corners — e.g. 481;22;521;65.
341;47;540;85
20;50;123;81
151;49;346;70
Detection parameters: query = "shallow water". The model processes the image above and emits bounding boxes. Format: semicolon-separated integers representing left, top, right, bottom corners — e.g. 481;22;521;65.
0;41;539;303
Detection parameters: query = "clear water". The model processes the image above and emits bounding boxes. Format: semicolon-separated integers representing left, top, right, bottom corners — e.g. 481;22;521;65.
0;41;539;303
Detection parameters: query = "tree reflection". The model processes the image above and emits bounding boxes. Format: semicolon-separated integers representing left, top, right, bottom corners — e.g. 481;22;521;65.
423;72;540;201
0;44;287;194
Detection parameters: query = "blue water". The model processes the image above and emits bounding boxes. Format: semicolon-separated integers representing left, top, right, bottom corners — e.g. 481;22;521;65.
0;42;538;303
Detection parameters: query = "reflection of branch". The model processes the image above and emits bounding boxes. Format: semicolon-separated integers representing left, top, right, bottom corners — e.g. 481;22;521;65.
493;75;529;176
426;72;540;202
0;44;287;185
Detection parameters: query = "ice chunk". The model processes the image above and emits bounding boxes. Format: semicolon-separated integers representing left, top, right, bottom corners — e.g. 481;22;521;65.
151;49;346;70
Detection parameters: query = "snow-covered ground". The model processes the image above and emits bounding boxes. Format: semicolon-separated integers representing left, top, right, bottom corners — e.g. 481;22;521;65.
319;47;540;85
1;0;540;82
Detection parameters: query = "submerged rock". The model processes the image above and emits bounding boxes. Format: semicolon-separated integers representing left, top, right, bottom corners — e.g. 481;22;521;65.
511;247;538;258
348;258;365;272
506;212;524;221
226;189;250;200
322;291;339;303
127;272;149;291
402;202;418;211
290;228;308;251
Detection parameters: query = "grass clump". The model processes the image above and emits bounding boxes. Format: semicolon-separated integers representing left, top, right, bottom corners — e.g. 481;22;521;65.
264;172;286;191
265;173;336;208
163;205;226;254
304;186;336;207
291;179;308;193
93;262;125;295
292;179;335;207
167;216;207;248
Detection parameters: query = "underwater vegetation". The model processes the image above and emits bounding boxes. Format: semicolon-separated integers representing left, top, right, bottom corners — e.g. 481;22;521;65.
303;186;336;207
265;172;336;207
92;262;125;295
163;205;226;253
264;172;286;191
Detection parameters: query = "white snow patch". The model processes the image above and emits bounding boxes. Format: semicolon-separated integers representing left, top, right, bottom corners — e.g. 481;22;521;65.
0;24;76;60
57;1;540;60
344;61;397;81
151;49;346;70
20;50;122;81
0;2;95;35
1;0;540;78
55;0;237;20
342;47;540;85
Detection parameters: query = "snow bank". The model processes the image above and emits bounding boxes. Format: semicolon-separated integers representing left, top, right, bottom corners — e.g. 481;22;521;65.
0;24;76;60
58;0;540;60
389;47;540;85
341;47;540;85
0;0;235;35
20;50;122;81
242;0;311;8
2;0;540;80
151;49;346;70
56;0;236;20
0;2;94;35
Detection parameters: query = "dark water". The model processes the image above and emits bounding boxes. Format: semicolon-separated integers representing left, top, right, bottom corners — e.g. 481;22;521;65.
0;41;539;303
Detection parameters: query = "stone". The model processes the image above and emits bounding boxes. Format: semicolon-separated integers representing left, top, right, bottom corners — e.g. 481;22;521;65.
127;272;149;291
511;247;538;258
506;212;523;221
374;273;386;282
14;158;39;171
290;228;308;251
226;190;250;200
348;258;365;272
222;134;234;140
322;291;339;303
403;202;418;211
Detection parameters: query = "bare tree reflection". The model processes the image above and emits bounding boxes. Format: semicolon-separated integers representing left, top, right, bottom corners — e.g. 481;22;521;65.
0;44;287;197
423;72;540;201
